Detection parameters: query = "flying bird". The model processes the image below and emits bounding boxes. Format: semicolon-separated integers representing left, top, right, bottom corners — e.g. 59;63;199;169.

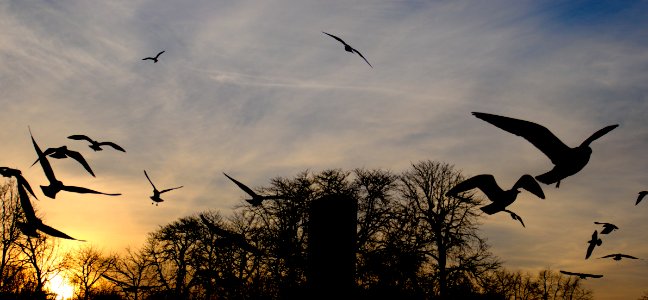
636;191;647;205
598;253;639;261
446;174;545;215
559;270;603;279
31;145;95;177
144;170;183;205
223;173;286;207
322;32;373;68
142;50;165;63
472;112;618;188
0;167;37;199
15;178;84;241
594;222;618;234
31;129;121;199
586;230;602;259
68;134;126;152
503;209;525;228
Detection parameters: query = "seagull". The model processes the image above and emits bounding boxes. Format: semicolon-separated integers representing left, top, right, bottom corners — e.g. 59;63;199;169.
594;222;618;234
636;191;647;205
472;112;618;188
15;178;84;241
223;173;286;207
322;32;373;68
586;230;602;259
31;145;95;177
503;209;525;227
142;50;165;63
559;270;603;279
446;174;545;215
0;167;37;199
68;134;126;152
144;170;183;206
31;129;121;199
598;253;639;261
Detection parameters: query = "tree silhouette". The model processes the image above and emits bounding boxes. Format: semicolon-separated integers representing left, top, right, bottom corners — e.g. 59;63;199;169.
66;245;116;300
397;160;501;298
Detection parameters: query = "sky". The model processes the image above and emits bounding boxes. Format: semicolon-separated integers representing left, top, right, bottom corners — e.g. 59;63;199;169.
1;0;647;298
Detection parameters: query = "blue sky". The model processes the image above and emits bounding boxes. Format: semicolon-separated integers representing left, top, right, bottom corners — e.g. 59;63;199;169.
1;1;647;298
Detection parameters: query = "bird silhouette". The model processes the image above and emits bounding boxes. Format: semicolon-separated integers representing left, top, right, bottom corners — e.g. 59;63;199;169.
446;174;545;215
586;230;602;259
636;191;647;205
31;145;95;177
322;32;373;68
144;170;183;206
598;253;639;261
559;270;603;279
31;129;121;199
594;222;618;234
68;134;126;152
142;50;165;63
223;173;286;207
503;209;525;227
0;167;37;199
15;177;84;241
472;112;618;188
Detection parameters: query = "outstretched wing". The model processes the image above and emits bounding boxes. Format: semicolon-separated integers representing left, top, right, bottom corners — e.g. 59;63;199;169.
30;128;58;183
620;254;639;259
472;112;571;164
351;48;373;68
447;174;504;202
61;185;121;196
98;141;126;152
513;174;545;199
560;270;577;276
636;191;647;205
160;186;183;194
322;31;348;45
223;173;258;198
37;221;84;241
580;124;618;147
65;150;96;177
144;170;157;190
17;183;38;224
16;175;37;200
155;50;165;59
68;134;95;143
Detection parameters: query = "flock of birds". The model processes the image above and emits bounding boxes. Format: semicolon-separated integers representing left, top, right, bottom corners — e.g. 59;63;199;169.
0;31;371;243
444;112;645;280
3;30;646;288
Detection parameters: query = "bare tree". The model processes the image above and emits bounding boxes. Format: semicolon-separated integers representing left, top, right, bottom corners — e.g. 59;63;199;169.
66;245;116;300
0;181;25;293
104;247;156;300
17;232;67;299
398;160;501;298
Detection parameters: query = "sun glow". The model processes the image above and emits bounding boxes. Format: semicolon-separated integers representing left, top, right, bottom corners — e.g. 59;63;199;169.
47;274;75;300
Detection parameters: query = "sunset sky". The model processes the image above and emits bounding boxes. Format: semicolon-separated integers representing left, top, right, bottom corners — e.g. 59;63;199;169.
1;1;647;298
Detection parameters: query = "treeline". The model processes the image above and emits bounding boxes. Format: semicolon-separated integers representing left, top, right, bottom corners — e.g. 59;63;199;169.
1;160;596;299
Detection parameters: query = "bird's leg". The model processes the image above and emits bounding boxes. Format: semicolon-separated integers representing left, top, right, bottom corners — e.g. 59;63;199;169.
555;181;561;188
